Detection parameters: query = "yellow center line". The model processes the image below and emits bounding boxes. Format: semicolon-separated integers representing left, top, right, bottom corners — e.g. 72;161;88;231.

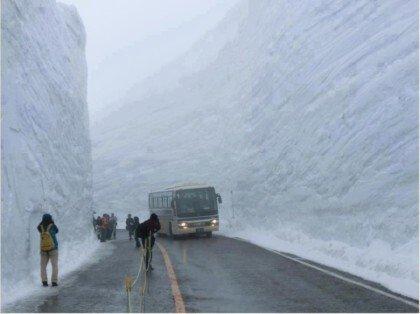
157;242;186;313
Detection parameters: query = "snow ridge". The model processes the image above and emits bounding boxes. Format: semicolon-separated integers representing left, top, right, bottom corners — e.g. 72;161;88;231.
1;0;95;305
93;0;418;297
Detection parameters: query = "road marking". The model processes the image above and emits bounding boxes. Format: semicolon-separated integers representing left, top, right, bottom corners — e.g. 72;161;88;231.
157;242;186;313
233;237;419;309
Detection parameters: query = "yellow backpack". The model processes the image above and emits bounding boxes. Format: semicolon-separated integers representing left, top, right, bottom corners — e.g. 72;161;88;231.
40;224;55;252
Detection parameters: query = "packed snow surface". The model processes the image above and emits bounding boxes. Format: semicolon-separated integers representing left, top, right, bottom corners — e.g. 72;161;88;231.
1;0;96;306
92;0;419;297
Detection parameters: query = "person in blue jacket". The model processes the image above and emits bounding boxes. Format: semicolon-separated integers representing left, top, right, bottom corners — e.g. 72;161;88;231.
37;213;59;287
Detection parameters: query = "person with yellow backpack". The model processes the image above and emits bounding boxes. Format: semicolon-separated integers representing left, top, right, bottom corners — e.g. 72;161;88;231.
37;214;59;287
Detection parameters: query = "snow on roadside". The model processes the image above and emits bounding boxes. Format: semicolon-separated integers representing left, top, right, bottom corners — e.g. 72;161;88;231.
2;237;107;308
2;0;95;305
220;222;418;299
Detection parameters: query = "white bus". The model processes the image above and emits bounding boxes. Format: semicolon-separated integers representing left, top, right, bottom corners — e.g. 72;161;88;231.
148;184;222;237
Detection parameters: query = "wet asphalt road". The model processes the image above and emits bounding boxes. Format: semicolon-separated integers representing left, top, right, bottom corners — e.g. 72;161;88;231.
4;230;174;313
160;235;418;313
4;230;418;312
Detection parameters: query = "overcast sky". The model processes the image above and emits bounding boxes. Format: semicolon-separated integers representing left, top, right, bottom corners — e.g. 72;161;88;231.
60;0;239;120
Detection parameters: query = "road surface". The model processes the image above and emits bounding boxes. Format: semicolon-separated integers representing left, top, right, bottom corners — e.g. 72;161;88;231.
3;230;418;312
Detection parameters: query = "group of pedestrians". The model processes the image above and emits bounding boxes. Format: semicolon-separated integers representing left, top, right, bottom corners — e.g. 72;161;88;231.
126;213;161;269
36;211;160;288
93;213;118;242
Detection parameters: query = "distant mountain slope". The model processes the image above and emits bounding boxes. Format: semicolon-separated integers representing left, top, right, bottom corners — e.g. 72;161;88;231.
92;0;418;297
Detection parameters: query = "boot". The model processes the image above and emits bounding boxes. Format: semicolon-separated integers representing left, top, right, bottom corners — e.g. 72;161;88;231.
52;282;58;287
42;281;48;287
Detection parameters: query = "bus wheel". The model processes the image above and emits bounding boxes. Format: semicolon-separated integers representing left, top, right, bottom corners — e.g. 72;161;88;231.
206;232;212;238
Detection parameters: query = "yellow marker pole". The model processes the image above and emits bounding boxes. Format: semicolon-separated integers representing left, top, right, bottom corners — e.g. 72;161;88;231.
125;276;133;313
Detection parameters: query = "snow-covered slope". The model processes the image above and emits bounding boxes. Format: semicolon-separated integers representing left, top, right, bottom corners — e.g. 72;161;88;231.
92;0;418;297
1;0;96;305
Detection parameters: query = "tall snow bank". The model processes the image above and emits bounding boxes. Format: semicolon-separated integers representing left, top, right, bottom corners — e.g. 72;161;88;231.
92;0;418;297
1;0;96;306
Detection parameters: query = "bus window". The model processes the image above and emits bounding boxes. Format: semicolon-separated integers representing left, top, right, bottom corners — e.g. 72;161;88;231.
176;188;216;216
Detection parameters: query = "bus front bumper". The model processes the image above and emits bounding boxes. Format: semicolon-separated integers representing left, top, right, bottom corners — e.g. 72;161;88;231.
175;223;219;234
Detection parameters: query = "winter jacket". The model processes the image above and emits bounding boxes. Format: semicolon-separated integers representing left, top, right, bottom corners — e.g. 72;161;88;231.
101;217;109;229
135;218;161;239
126;218;134;230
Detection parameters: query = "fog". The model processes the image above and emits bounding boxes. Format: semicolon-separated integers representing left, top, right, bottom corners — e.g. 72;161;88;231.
2;0;417;306
60;0;239;121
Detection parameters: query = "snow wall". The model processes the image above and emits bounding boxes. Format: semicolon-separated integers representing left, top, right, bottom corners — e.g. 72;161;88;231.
1;0;97;306
92;0;419;297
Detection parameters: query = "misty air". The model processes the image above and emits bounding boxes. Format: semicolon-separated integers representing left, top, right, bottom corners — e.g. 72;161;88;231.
1;0;418;313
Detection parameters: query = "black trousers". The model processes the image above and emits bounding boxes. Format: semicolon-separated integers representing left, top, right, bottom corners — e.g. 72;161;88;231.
140;236;155;269
100;228;107;242
140;236;155;248
128;227;134;239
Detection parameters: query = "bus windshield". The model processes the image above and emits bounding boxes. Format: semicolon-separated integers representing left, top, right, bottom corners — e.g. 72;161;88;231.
176;188;217;217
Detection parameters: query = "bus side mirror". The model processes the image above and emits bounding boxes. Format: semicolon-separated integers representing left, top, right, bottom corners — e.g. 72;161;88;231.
216;194;222;204
171;199;175;209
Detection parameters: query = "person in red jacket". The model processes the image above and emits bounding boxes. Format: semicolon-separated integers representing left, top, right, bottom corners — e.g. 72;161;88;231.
100;214;109;242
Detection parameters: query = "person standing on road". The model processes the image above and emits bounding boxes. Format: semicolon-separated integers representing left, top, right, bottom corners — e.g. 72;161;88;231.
135;213;161;270
37;213;59;287
110;213;117;239
104;213;112;240
95;216;101;240
133;216;140;248
100;214;109;242
126;214;134;241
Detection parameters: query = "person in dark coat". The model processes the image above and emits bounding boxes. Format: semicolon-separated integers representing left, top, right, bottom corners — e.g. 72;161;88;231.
100;214;109;242
106;214;114;240
126;214;134;240
135;214;161;270
133;216;140;248
110;213;117;239
95;216;101;239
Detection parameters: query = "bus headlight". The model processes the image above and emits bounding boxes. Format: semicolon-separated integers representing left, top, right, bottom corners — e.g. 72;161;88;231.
211;219;218;224
179;222;187;228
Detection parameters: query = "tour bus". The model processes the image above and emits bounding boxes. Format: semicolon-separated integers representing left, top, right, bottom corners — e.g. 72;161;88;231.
148;184;222;237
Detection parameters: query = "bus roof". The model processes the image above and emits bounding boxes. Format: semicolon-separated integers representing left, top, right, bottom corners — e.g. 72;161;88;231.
150;183;214;194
